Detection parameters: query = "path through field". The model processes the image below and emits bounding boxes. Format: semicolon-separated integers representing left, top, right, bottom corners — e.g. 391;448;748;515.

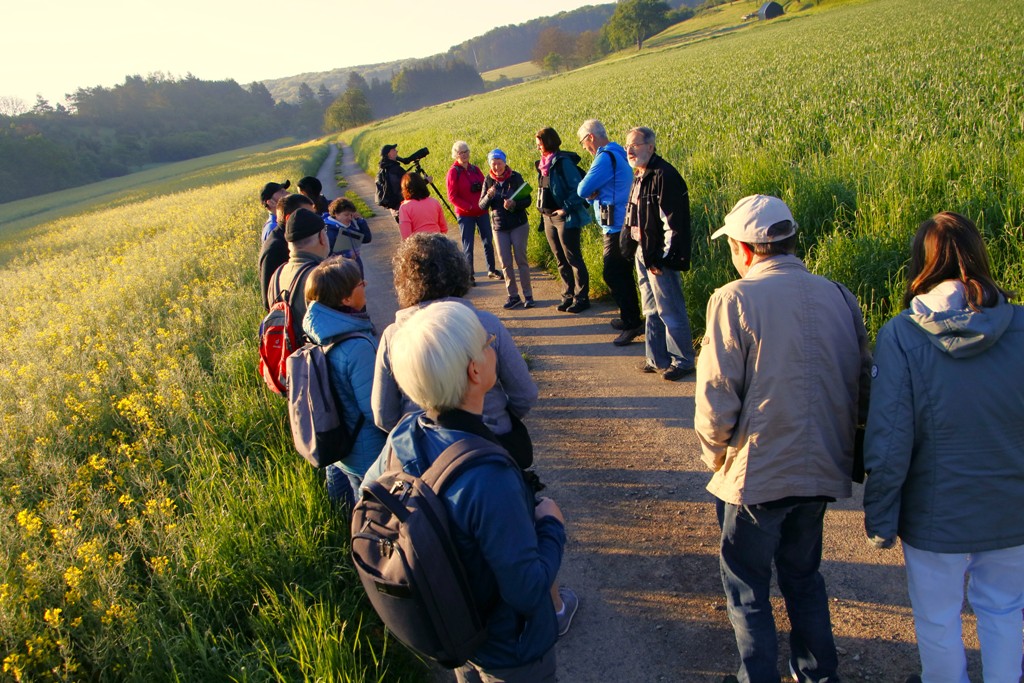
317;144;958;683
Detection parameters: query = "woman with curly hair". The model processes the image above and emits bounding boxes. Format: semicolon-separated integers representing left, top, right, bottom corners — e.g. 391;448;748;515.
370;233;538;467
398;172;448;240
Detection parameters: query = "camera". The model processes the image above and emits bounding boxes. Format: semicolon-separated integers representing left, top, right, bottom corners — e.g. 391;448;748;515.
600;202;615;226
399;147;430;164
470;181;483;193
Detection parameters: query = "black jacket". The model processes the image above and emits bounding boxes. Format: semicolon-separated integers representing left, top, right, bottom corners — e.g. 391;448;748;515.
377;158;406;209
258;226;289;310
621;154;691;272
479;170;531;231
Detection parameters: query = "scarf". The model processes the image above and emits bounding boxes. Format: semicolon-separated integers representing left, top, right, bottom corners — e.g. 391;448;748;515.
489;167;511;183
539;152;555;177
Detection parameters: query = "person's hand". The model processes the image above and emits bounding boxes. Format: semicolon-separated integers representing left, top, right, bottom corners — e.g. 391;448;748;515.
649;265;662;276
503;199;515;210
553;209;566;218
424;175;433;183
487;186;497;198
534;497;564;523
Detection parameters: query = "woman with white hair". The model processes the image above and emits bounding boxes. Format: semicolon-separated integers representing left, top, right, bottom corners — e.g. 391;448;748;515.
446;140;500;284
362;300;573;682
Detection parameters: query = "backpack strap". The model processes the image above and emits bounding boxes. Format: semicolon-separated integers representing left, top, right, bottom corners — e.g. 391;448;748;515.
318;333;371;439
422;436;518;494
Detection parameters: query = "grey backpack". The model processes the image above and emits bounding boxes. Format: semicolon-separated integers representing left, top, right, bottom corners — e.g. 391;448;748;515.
351;436;516;668
286;335;368;468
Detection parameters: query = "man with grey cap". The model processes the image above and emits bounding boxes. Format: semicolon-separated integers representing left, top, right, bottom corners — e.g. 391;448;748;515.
266;207;331;342
695;195;871;683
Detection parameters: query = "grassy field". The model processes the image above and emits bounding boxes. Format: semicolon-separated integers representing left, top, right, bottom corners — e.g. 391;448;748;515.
480;61;545;82
351;0;1024;340
0;140;424;681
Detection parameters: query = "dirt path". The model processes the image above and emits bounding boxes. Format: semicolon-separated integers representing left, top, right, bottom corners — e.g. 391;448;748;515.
317;145;963;683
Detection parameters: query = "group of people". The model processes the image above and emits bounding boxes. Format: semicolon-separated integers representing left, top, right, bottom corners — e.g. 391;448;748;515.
255;126;1024;683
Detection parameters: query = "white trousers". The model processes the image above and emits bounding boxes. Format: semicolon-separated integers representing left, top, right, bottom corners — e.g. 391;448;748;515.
902;541;1024;683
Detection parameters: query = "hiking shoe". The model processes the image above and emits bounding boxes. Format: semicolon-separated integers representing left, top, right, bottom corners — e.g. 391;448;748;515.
610;317;628;330
487;270;503;280
663;364;696;381
556;297;573;312
640;361;660;374
523;297;536;309
612;325;644;346
503;296;522;309
566;298;591;314
556;587;579;637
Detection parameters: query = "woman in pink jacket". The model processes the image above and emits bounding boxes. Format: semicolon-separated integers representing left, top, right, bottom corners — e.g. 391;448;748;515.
398;172;448;240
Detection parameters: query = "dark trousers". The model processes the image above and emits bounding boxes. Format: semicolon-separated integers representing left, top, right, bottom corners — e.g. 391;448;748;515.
602;231;641;327
716;498;839;683
543;213;588;301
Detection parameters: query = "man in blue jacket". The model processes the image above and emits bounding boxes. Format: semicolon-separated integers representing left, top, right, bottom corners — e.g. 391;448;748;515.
362;301;574;681
577;119;643;346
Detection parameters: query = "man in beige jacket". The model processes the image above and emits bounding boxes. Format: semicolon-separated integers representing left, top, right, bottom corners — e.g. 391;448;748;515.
695;195;871;683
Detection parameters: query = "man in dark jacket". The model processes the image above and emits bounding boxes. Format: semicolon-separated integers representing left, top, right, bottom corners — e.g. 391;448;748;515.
258;194;313;311
377;144;406;223
622;126;695;381
266;208;329;337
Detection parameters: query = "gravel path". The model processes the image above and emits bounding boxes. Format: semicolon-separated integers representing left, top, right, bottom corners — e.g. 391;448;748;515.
317;144;974;683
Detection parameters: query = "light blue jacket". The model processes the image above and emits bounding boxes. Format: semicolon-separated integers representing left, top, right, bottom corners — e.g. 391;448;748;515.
303;301;387;478
576;142;632;234
863;285;1024;552
362;411;565;669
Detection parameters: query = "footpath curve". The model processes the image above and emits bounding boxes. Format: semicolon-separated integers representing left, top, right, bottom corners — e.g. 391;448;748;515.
318;144;932;683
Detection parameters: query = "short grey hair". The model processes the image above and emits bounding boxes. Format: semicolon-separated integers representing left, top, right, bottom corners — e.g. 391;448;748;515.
390;301;487;413
577;119;606;140
628;126;656;147
451;140;470;159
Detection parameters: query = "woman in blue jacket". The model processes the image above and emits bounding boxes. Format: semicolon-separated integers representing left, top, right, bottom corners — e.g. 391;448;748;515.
863;212;1024;683
534;127;593;314
302;257;387;507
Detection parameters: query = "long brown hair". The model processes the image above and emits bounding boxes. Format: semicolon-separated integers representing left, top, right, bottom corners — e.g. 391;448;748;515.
904;211;1012;309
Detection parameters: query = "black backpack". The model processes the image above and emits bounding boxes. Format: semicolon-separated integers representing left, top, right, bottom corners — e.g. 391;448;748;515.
374;167;390;208
350;436;516;668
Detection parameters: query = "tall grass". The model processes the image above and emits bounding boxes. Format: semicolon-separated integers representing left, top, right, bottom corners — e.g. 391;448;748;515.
0;140;424;681
351;0;1024;337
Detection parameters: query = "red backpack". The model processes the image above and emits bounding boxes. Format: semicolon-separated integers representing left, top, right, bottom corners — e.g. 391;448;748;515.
258;264;314;395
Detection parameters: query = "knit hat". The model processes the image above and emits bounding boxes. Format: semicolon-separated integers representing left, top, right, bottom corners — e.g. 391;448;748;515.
285;208;325;242
711;195;798;243
260;179;290;203
487;148;507;162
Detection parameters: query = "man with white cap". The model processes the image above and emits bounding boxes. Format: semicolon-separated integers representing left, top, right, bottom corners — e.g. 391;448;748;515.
695;195;871;683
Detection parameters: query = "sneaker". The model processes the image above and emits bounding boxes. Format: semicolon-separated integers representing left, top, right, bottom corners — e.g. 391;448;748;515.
612;325;644;347
502;296;522;309
566;298;591;314
663;364;696;381
523;297;535;309
556;587;579;637
487;270;503;280
639;361;660;374
556;297;573;312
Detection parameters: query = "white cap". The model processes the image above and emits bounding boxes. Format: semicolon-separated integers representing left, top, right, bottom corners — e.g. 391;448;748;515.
711;195;798;243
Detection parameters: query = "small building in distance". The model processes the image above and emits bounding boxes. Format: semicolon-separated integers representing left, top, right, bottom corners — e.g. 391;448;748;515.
758;1;784;20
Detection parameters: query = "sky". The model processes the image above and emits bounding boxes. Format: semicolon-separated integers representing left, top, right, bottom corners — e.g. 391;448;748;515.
3;0;601;108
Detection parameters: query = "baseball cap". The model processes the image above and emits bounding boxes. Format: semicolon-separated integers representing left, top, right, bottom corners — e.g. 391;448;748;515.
487;148;507;162
711;195;798;243
285;208;325;242
260;179;290;203
381;144;397;157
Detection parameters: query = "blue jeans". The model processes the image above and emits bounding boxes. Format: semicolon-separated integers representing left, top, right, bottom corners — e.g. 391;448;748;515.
635;251;694;369
325;465;363;508
717;498;839;683
458;214;496;273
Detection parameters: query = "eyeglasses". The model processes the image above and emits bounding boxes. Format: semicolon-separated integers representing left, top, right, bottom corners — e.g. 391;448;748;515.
578;133;592;144
456;149;469;155
484;333;496;350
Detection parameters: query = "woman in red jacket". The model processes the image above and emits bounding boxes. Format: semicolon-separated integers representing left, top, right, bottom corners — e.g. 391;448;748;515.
446;141;500;285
